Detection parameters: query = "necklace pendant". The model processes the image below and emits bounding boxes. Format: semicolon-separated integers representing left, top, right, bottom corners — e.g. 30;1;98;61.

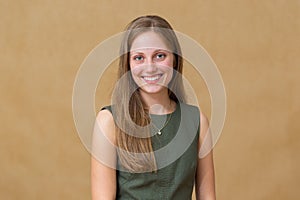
157;131;162;135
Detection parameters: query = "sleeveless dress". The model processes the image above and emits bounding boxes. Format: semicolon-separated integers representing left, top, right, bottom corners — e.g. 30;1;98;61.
101;102;200;200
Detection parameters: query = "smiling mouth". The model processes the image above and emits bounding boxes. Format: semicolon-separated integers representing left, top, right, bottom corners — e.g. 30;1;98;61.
142;74;163;82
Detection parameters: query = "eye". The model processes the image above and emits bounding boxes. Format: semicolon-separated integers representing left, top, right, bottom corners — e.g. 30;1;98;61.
154;53;166;61
133;55;144;61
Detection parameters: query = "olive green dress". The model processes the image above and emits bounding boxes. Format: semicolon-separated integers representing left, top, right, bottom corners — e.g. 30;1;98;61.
102;102;200;200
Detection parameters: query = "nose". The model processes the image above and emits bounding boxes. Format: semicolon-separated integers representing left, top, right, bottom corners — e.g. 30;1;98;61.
145;62;157;73
144;58;157;73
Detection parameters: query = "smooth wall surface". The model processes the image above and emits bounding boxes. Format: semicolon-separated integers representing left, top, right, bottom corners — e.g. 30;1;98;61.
1;0;299;199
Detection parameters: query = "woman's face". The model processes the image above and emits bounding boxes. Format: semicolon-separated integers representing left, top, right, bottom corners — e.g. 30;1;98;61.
129;31;174;95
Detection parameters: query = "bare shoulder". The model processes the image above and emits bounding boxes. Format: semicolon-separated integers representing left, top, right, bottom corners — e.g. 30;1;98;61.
200;111;209;130
95;109;116;144
199;111;210;144
96;109;114;126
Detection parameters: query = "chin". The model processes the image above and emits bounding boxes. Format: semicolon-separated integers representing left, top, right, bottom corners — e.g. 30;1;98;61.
140;85;167;94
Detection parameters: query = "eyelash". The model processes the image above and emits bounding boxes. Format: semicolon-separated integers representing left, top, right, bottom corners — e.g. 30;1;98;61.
132;53;167;62
155;53;166;60
133;55;144;61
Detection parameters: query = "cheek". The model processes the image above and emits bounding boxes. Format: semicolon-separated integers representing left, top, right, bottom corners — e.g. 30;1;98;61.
130;66;143;78
162;55;174;68
159;65;173;73
159;57;174;70
129;60;136;69
129;59;139;73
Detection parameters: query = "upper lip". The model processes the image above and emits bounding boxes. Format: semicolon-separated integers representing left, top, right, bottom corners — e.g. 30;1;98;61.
141;74;162;78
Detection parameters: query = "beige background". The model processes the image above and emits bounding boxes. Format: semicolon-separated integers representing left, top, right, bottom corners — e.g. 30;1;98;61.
1;0;299;199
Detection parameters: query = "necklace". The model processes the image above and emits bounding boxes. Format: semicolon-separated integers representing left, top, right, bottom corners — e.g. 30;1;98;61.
151;112;173;135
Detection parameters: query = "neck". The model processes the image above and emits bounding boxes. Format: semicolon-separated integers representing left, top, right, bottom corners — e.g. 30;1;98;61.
139;88;175;115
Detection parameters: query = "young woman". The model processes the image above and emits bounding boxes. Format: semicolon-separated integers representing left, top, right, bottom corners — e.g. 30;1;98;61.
91;15;216;200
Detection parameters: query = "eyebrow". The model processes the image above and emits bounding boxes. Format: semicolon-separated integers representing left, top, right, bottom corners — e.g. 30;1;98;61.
130;48;171;54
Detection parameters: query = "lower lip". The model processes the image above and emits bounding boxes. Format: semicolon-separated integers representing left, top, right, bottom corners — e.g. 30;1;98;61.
142;75;162;84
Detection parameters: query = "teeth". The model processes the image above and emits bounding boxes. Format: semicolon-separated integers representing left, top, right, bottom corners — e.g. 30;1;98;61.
143;75;161;81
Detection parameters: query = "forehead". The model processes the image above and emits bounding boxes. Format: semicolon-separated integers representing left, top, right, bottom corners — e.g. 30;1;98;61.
130;31;171;52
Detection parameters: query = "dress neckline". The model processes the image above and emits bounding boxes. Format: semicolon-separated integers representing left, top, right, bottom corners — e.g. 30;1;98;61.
149;102;179;117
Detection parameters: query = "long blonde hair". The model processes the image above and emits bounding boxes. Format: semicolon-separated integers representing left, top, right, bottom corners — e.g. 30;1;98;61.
113;15;186;172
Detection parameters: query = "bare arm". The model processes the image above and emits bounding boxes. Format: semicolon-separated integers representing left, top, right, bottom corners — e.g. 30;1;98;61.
91;110;117;200
195;112;216;200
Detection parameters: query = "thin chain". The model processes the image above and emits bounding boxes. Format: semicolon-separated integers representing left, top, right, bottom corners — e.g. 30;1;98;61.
151;112;173;135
